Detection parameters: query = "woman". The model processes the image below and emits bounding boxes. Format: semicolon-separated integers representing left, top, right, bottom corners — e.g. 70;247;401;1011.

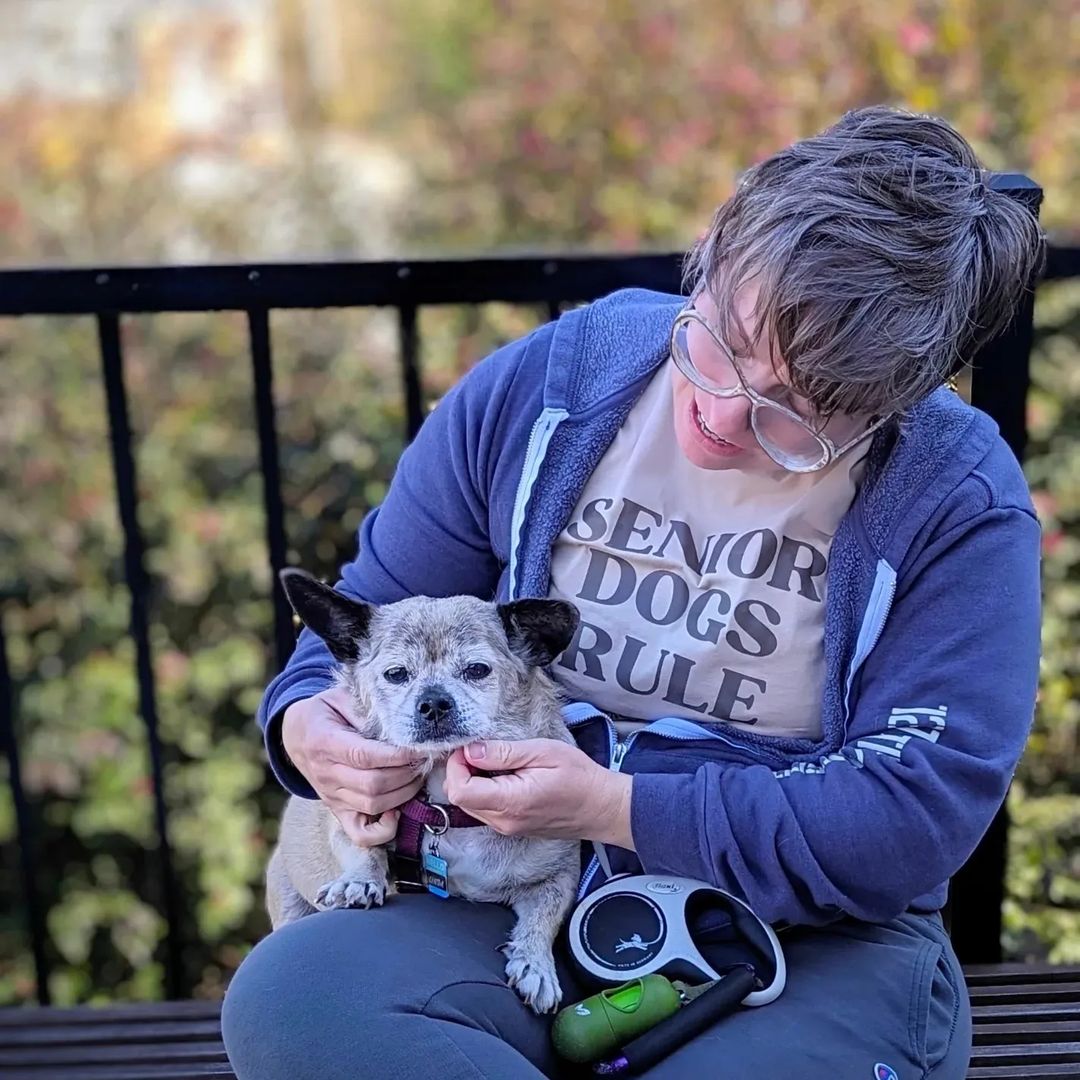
222;105;1045;1078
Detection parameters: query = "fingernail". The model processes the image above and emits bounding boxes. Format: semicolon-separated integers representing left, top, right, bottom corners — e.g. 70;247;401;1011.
467;741;487;760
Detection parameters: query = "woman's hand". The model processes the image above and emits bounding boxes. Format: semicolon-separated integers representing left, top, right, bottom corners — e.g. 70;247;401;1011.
281;687;425;847
444;738;634;849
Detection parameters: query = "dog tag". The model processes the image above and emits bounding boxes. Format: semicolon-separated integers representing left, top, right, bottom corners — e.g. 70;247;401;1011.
422;852;450;899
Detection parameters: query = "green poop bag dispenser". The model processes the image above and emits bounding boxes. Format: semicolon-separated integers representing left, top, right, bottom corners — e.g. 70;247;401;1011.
551;975;683;1064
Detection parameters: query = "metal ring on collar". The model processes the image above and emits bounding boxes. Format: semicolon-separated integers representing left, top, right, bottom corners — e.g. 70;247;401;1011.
423;804;450;835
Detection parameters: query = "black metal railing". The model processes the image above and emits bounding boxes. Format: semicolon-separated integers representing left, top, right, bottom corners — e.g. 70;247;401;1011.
1;171;1077;1005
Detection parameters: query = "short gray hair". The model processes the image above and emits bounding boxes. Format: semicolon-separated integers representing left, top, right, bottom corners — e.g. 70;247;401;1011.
683;104;1047;420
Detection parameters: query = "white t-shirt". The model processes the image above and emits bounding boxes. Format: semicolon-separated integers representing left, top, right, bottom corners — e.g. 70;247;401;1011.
548;357;867;739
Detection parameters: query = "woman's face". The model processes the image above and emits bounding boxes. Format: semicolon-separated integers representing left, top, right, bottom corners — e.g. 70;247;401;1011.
670;283;871;474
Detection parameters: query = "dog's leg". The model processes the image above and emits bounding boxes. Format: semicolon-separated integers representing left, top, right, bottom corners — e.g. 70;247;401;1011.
503;869;578;1014
314;823;391;911
266;847;316;929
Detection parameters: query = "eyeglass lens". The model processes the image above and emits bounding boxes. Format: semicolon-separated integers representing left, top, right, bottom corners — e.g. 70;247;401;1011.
674;319;827;466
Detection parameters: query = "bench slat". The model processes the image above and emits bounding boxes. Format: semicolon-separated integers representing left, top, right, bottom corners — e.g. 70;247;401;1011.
967;1067;1080;1079
973;1002;1080;1023
974;1021;1080;1044
0;1041;228;1068
0;1001;221;1028
971;1042;1080;1065
969;983;1080;1005
0;1020;224;1048
964;965;1080;986
0;1064;236;1079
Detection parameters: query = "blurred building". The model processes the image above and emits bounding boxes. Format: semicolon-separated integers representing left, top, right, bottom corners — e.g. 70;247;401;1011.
0;0;283;133
0;0;410;261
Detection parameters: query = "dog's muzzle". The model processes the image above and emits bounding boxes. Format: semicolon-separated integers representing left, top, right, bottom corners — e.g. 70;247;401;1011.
412;685;465;743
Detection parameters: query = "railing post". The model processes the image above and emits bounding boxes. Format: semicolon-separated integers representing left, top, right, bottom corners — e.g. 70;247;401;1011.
248;308;295;672
949;174;1043;965
398;303;424;443
0;614;51;1005
97;313;185;999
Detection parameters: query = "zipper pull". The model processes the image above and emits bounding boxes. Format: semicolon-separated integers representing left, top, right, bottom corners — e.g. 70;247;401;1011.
611;740;627;771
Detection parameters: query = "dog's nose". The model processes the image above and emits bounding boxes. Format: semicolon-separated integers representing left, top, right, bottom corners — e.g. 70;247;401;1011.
416;687;455;723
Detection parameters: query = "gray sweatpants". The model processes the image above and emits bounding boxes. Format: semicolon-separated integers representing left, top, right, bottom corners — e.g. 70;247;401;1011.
221;894;970;1080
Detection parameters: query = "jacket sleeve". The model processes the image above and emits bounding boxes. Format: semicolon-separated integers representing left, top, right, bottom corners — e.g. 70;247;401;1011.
257;330;538;796
628;501;1042;926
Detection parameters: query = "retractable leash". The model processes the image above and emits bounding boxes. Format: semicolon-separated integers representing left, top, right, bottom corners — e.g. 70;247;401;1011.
554;875;786;1074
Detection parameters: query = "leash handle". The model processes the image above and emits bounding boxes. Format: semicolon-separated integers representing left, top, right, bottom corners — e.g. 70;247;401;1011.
594;966;757;1075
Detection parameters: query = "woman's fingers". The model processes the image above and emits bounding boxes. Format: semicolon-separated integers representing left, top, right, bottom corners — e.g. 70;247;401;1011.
318;761;423;798
316;724;420;770
326;771;426;818
282;692;419;795
333;808;401;848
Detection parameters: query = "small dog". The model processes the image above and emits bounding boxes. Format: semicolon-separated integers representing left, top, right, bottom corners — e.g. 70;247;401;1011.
265;569;583;1013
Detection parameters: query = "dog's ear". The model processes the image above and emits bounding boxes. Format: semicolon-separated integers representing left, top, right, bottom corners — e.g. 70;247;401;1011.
279;569;374;663
497;599;579;667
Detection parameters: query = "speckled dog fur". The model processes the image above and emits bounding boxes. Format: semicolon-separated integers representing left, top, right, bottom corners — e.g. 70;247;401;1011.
266;570;581;1013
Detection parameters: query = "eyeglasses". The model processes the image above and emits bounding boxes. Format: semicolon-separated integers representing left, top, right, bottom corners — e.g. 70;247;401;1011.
670;306;892;473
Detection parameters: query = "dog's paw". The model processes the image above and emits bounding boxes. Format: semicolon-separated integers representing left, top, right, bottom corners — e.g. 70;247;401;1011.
503;943;563;1014
314;875;386;911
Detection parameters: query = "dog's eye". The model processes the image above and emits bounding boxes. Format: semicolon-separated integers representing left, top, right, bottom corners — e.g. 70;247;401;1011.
462;662;491;681
383;666;409;684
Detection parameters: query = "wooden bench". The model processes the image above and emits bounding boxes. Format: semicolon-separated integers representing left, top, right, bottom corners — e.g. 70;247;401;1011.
1;964;1077;1079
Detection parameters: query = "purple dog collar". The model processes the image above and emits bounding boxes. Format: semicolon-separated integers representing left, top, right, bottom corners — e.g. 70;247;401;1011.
395;797;485;861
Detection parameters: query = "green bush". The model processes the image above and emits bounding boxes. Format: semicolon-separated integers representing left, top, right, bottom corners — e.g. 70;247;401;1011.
1006;278;1080;964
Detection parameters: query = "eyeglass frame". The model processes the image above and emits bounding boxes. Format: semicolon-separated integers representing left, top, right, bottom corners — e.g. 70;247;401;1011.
670;304;894;473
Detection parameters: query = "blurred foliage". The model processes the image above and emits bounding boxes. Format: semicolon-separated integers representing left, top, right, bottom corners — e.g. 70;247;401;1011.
1006;278;1080;963
0;0;1077;1003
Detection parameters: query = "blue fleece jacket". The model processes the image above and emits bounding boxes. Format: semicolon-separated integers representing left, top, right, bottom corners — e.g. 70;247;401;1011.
258;288;1042;928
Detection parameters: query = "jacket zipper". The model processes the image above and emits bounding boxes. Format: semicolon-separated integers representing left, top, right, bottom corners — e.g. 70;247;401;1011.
611;740;628;771
864;574;897;657
570;711;622;900
508;407;568;599
842;559;898;722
